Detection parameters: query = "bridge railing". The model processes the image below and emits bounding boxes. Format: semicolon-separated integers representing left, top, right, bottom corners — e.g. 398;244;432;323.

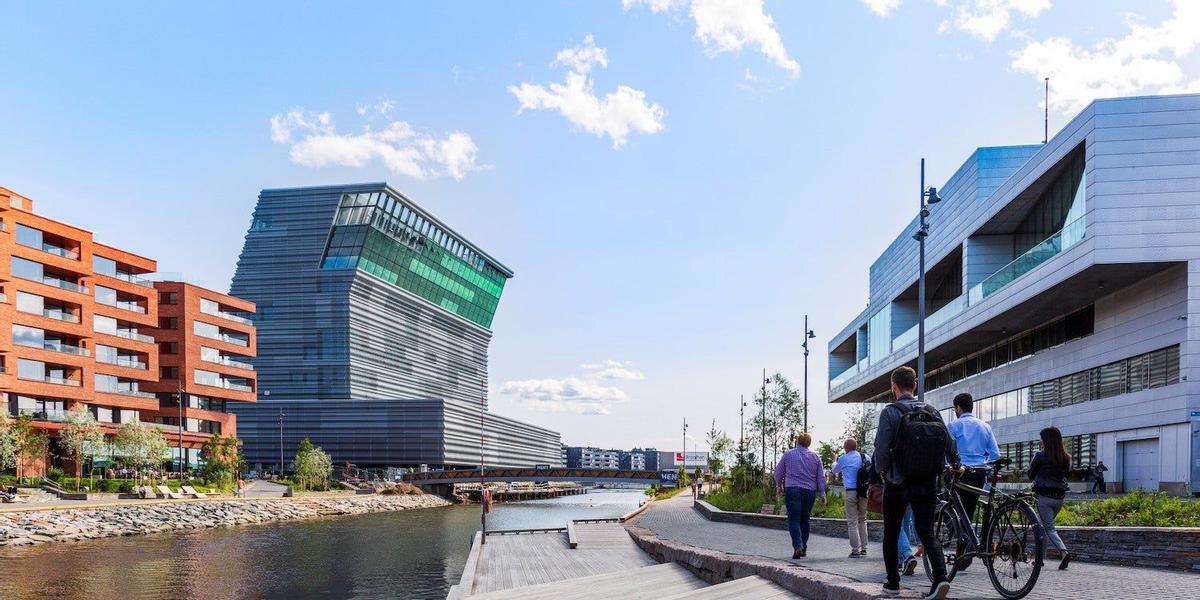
401;468;662;483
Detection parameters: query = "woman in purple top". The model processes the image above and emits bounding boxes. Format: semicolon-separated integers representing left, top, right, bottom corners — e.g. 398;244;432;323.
775;432;827;558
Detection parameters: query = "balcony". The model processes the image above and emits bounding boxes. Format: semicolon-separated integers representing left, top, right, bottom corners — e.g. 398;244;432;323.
113;271;155;288
19;238;79;260
199;378;253;393
96;386;155;399
97;355;148;370
204;355;255;371
969;217;1085;305
16;339;90;357
42;309;81;324
201;305;253;326
41;277;87;294
18;374;81;387
98;298;147;314
114;329;155;343
196;330;249;347
893;295;968;351
22;410;68;423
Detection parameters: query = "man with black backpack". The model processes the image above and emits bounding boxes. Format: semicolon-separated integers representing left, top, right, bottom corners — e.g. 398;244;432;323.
873;366;959;599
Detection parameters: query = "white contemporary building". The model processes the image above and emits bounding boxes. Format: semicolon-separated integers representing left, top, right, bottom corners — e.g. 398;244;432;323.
828;94;1200;495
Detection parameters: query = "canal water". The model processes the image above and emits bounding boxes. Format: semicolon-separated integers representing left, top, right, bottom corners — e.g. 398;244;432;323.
0;488;645;600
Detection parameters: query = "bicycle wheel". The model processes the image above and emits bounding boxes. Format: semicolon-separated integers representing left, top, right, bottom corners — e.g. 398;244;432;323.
985;499;1044;599
922;502;960;584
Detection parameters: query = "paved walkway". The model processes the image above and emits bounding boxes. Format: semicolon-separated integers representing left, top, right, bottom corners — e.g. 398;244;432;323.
631;490;1199;599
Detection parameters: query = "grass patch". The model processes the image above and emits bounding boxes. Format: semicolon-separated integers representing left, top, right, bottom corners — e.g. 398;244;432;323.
1057;491;1200;527
705;487;883;520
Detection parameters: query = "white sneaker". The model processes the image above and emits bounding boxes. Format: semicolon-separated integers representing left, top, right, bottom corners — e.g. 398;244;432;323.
923;581;950;600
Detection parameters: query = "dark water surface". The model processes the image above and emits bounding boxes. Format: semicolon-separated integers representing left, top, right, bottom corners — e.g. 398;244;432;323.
0;488;645;600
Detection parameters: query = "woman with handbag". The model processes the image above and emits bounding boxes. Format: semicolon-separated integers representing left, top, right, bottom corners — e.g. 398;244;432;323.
1029;426;1072;570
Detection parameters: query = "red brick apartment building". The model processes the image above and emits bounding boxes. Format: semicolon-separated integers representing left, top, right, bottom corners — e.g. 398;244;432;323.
0;186;255;474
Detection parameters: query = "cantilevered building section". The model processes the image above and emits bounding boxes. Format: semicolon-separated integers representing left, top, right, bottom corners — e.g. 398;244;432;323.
230;183;560;470
827;94;1200;495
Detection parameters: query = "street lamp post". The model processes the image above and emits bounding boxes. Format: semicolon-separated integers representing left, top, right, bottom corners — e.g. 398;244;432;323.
177;378;186;478
681;418;688;489
760;368;769;492
278;408;285;477
802;316;815;432
739;394;745;459
480;377;487;544
915;158;942;403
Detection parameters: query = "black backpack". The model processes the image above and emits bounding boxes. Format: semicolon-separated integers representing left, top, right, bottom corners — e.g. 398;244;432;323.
890;402;950;480
855;457;873;496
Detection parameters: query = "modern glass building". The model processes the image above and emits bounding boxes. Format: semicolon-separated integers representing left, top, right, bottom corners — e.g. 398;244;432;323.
827;94;1200;495
229;183;560;470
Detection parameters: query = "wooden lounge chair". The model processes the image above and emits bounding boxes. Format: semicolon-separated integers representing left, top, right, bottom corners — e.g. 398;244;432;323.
156;485;183;499
180;485;207;499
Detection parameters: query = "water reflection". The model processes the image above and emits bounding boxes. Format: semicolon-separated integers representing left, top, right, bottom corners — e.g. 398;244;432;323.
0;489;644;600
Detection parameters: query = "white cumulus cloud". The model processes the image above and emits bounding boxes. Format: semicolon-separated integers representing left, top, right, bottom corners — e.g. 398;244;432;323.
500;359;645;415
1011;0;1200;113
861;0;903;18
508;35;665;149
624;0;800;77
268;107;480;180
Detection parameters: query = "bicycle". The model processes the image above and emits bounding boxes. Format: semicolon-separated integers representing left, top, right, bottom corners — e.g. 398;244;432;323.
921;458;1045;600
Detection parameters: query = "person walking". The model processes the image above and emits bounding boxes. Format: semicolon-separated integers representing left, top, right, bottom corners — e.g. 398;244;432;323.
873;366;958;600
1091;461;1109;494
775;431;826;559
833;438;868;557
1029;426;1072;570
947;393;1000;522
896;506;920;576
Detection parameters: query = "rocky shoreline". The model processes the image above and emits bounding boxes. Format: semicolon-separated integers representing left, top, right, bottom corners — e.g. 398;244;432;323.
0;494;451;548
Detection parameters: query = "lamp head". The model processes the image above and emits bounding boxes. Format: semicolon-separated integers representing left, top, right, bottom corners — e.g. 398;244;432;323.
925;186;942;204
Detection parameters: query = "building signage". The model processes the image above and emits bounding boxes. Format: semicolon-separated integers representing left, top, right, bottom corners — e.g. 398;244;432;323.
674;451;708;468
659;470;679;485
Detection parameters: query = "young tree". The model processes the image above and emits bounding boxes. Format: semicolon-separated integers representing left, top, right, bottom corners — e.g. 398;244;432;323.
705;420;733;475
816;440;839;473
11;415;48;480
59;405;105;490
0;415;16;473
292;438;332;491
842;403;880;456
114;420;169;479
200;434;241;487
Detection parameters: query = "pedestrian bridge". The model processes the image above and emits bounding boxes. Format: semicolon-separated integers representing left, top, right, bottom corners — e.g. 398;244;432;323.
401;467;662;486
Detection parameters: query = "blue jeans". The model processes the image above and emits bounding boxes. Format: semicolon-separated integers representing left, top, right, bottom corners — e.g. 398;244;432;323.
897;506;917;565
784;487;817;550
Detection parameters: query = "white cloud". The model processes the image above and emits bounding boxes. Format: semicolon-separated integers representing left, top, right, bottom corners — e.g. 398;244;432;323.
865;0;1049;41
624;0;800;77
1011;0;1200;113
581;359;646;381
862;0;903;18
269;107;480;180
508;35;665;149
355;97;396;117
500;359;645;414
501;378;630;415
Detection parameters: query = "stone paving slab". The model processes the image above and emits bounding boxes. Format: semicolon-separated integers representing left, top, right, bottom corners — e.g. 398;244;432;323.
630;491;1200;600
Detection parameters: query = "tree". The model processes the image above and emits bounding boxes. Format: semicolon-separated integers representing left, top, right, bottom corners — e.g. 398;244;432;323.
200;434;241;487
292;438;332;491
0;415;16;473
705;420;733;475
114;420;170;478
842;403;880;456
11;415;48;479
59;405;105;490
817;440;839;473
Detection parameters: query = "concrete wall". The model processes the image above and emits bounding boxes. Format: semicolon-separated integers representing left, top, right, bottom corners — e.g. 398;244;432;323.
963;234;1014;290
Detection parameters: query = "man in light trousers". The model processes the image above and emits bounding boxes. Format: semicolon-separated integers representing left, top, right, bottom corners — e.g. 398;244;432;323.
833;438;868;557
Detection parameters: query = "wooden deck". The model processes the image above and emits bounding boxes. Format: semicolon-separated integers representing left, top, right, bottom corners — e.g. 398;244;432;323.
467;525;656;595
468;562;704;600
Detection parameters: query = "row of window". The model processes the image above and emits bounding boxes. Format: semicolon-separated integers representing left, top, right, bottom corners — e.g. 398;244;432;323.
153;416;221;434
999;434;1096;475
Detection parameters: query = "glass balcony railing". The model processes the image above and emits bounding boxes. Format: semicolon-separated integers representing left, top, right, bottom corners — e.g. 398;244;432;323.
42;244;79;260
197;330;250;347
99;299;147;314
42;309;81;323
19;374;81;386
113;271;156;287
204;355;255;370
15;339;90;356
830;364;859;388
24;410;69;422
198;378;253;392
201;306;253;326
113;329;155;343
893;295;969;351
97;386;155;399
42;277;87;294
969;217;1085;305
97;355;148;370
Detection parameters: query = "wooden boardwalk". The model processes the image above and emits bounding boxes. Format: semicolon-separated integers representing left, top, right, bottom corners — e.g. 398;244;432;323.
468;526;656;595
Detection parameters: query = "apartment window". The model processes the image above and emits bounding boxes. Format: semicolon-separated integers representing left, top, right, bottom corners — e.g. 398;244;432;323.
159;317;179;329
194;369;221;387
95;285;117;306
15;224;43;249
94;315;117;335
13;396;65;419
12;324;44;347
200;346;220;362
17;359;44;380
92;405;114;423
193;321;220;338
200;298;219;315
95;345;119;364
93;255;117;276
159;292;178;305
11;256;43;281
16;291;43;314
160;366;179;379
159;342;179;355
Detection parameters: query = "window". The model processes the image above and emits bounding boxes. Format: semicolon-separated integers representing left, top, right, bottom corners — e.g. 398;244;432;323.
11;256;43;281
95;285;117;306
200;298;219;315
159;342;179;354
158;291;178;305
160;367;179;379
15;224;43;249
193;321;220;338
158;317;179;329
94;315;117;335
92;405;114;423
95;345;118;364
12;325;44;347
16;291;43;315
93;255;117;276
17;359;44;380
200;346;220;362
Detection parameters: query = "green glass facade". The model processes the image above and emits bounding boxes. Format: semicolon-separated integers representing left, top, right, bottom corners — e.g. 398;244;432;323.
320;191;509;328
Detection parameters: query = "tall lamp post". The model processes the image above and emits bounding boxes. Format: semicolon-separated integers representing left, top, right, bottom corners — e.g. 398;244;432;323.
681;418;688;488
480;377;487;544
915;158;942;402
738;394;745;459
802;316;815;432
760;369;769;492
278;407;285;477
177;378;186;478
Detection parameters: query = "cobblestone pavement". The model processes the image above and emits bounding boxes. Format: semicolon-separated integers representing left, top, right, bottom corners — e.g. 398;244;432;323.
632;491;1199;599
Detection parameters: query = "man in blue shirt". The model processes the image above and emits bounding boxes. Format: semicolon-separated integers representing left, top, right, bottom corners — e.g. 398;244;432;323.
947;393;1001;520
832;438;868;557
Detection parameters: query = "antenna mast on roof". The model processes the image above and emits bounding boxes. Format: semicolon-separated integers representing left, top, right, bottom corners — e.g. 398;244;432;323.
1043;77;1049;144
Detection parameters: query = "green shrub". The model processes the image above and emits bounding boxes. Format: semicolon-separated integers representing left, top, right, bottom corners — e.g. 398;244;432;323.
47;467;65;482
1057;491;1200;527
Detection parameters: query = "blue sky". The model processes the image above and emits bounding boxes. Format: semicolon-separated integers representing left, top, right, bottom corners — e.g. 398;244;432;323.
3;1;1198;452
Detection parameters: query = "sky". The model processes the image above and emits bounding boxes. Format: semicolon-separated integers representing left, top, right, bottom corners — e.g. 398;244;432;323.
3;1;1199;454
